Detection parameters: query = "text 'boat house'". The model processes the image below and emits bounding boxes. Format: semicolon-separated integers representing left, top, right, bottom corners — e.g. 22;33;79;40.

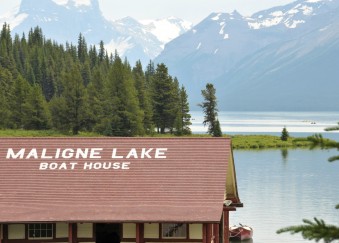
0;138;242;243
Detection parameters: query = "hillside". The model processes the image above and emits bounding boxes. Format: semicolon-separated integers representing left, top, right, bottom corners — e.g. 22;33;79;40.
155;0;339;111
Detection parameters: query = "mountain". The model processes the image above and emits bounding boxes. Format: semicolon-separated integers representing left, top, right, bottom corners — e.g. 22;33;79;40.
0;0;192;65
155;0;339;111
111;16;192;63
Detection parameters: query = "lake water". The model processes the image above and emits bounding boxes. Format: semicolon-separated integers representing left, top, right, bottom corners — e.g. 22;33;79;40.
191;111;339;140
230;148;339;243
196;112;339;242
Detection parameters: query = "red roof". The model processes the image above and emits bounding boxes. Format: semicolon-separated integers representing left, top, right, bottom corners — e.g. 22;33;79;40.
0;137;232;223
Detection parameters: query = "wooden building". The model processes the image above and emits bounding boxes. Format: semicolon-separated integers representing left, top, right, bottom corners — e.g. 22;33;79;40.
0;138;242;243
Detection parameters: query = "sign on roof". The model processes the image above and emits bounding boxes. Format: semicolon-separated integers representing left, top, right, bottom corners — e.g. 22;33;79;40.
0;138;231;223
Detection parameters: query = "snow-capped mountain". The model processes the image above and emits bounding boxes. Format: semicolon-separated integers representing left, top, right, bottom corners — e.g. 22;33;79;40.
0;0;192;65
155;0;339;110
111;16;192;63
141;17;192;46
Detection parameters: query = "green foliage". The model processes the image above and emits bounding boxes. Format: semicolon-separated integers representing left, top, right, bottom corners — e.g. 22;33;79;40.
0;65;13;128
277;216;339;243
152;63;182;134
199;83;222;136
277;123;339;242
0;23;191;136
231;135;315;149
319;123;339;162
281;127;289;141
213;119;222;137
174;85;192;136
22;84;51;130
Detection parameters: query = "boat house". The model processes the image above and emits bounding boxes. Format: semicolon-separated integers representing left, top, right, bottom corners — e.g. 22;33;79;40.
0;138;242;243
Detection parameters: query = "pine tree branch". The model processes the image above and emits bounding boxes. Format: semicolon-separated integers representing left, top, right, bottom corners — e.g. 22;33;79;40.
328;155;339;162
277;217;339;243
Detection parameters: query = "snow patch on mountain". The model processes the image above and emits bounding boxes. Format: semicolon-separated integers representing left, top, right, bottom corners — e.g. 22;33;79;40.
52;0;68;5
141;17;192;45
247;2;318;29
105;37;135;56
0;5;27;29
211;13;222;21
0;0;192;65
52;0;92;7
155;0;339;111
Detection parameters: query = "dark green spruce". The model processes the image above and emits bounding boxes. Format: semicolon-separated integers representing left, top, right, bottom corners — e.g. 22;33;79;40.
0;23;191;136
199;83;222;137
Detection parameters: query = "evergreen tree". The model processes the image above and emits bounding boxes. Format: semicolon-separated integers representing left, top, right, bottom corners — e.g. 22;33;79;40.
199;83;222;136
0;65;13;128
86;67;105;131
179;85;192;135
49;95;68;131
174;83;192;135
52;63;87;134
152;63;177;134
277;216;339;242
213;119;222;137
22;84;51;130
0;24;189;135
98;40;105;63
133;60;154;134
88;45;98;68
77;33;88;63
10;75;30;128
0;23;16;73
281;127;289;141
145;60;155;88
103;53;144;136
40;56;56;101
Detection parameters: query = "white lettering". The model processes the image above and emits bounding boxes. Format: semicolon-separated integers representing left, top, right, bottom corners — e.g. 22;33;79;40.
93;162;102;169
112;162;121;169
155;148;167;159
112;148;123;158
39;162;48;170
126;148;138;159
55;148;61;159
6;148;25;159
141;148;153;158
121;162;130;169
75;148;89;159
90;148;102;159
41;148;53;159
83;162;93;170
70;162;78;169
58;162;68;170
26;148;38;159
62;149;74;159
49;162;58;170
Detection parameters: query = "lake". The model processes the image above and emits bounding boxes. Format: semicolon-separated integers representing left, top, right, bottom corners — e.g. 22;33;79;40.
193;112;339;242
191;111;339;140
230;148;339;243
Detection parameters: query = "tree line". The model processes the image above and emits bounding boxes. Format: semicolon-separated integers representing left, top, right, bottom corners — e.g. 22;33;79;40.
0;23;191;136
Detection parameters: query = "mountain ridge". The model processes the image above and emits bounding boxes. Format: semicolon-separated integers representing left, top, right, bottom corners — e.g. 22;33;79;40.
1;0;338;111
0;0;192;65
155;0;339;111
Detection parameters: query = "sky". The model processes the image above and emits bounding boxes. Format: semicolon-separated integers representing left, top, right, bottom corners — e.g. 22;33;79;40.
0;0;296;24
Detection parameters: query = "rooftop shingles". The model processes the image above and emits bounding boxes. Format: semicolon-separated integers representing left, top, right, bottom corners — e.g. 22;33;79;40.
0;138;231;223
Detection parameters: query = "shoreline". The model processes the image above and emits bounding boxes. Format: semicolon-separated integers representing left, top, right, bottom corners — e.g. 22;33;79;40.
0;129;337;150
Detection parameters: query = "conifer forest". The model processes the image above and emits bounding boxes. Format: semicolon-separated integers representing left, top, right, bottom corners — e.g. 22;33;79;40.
0;24;192;136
